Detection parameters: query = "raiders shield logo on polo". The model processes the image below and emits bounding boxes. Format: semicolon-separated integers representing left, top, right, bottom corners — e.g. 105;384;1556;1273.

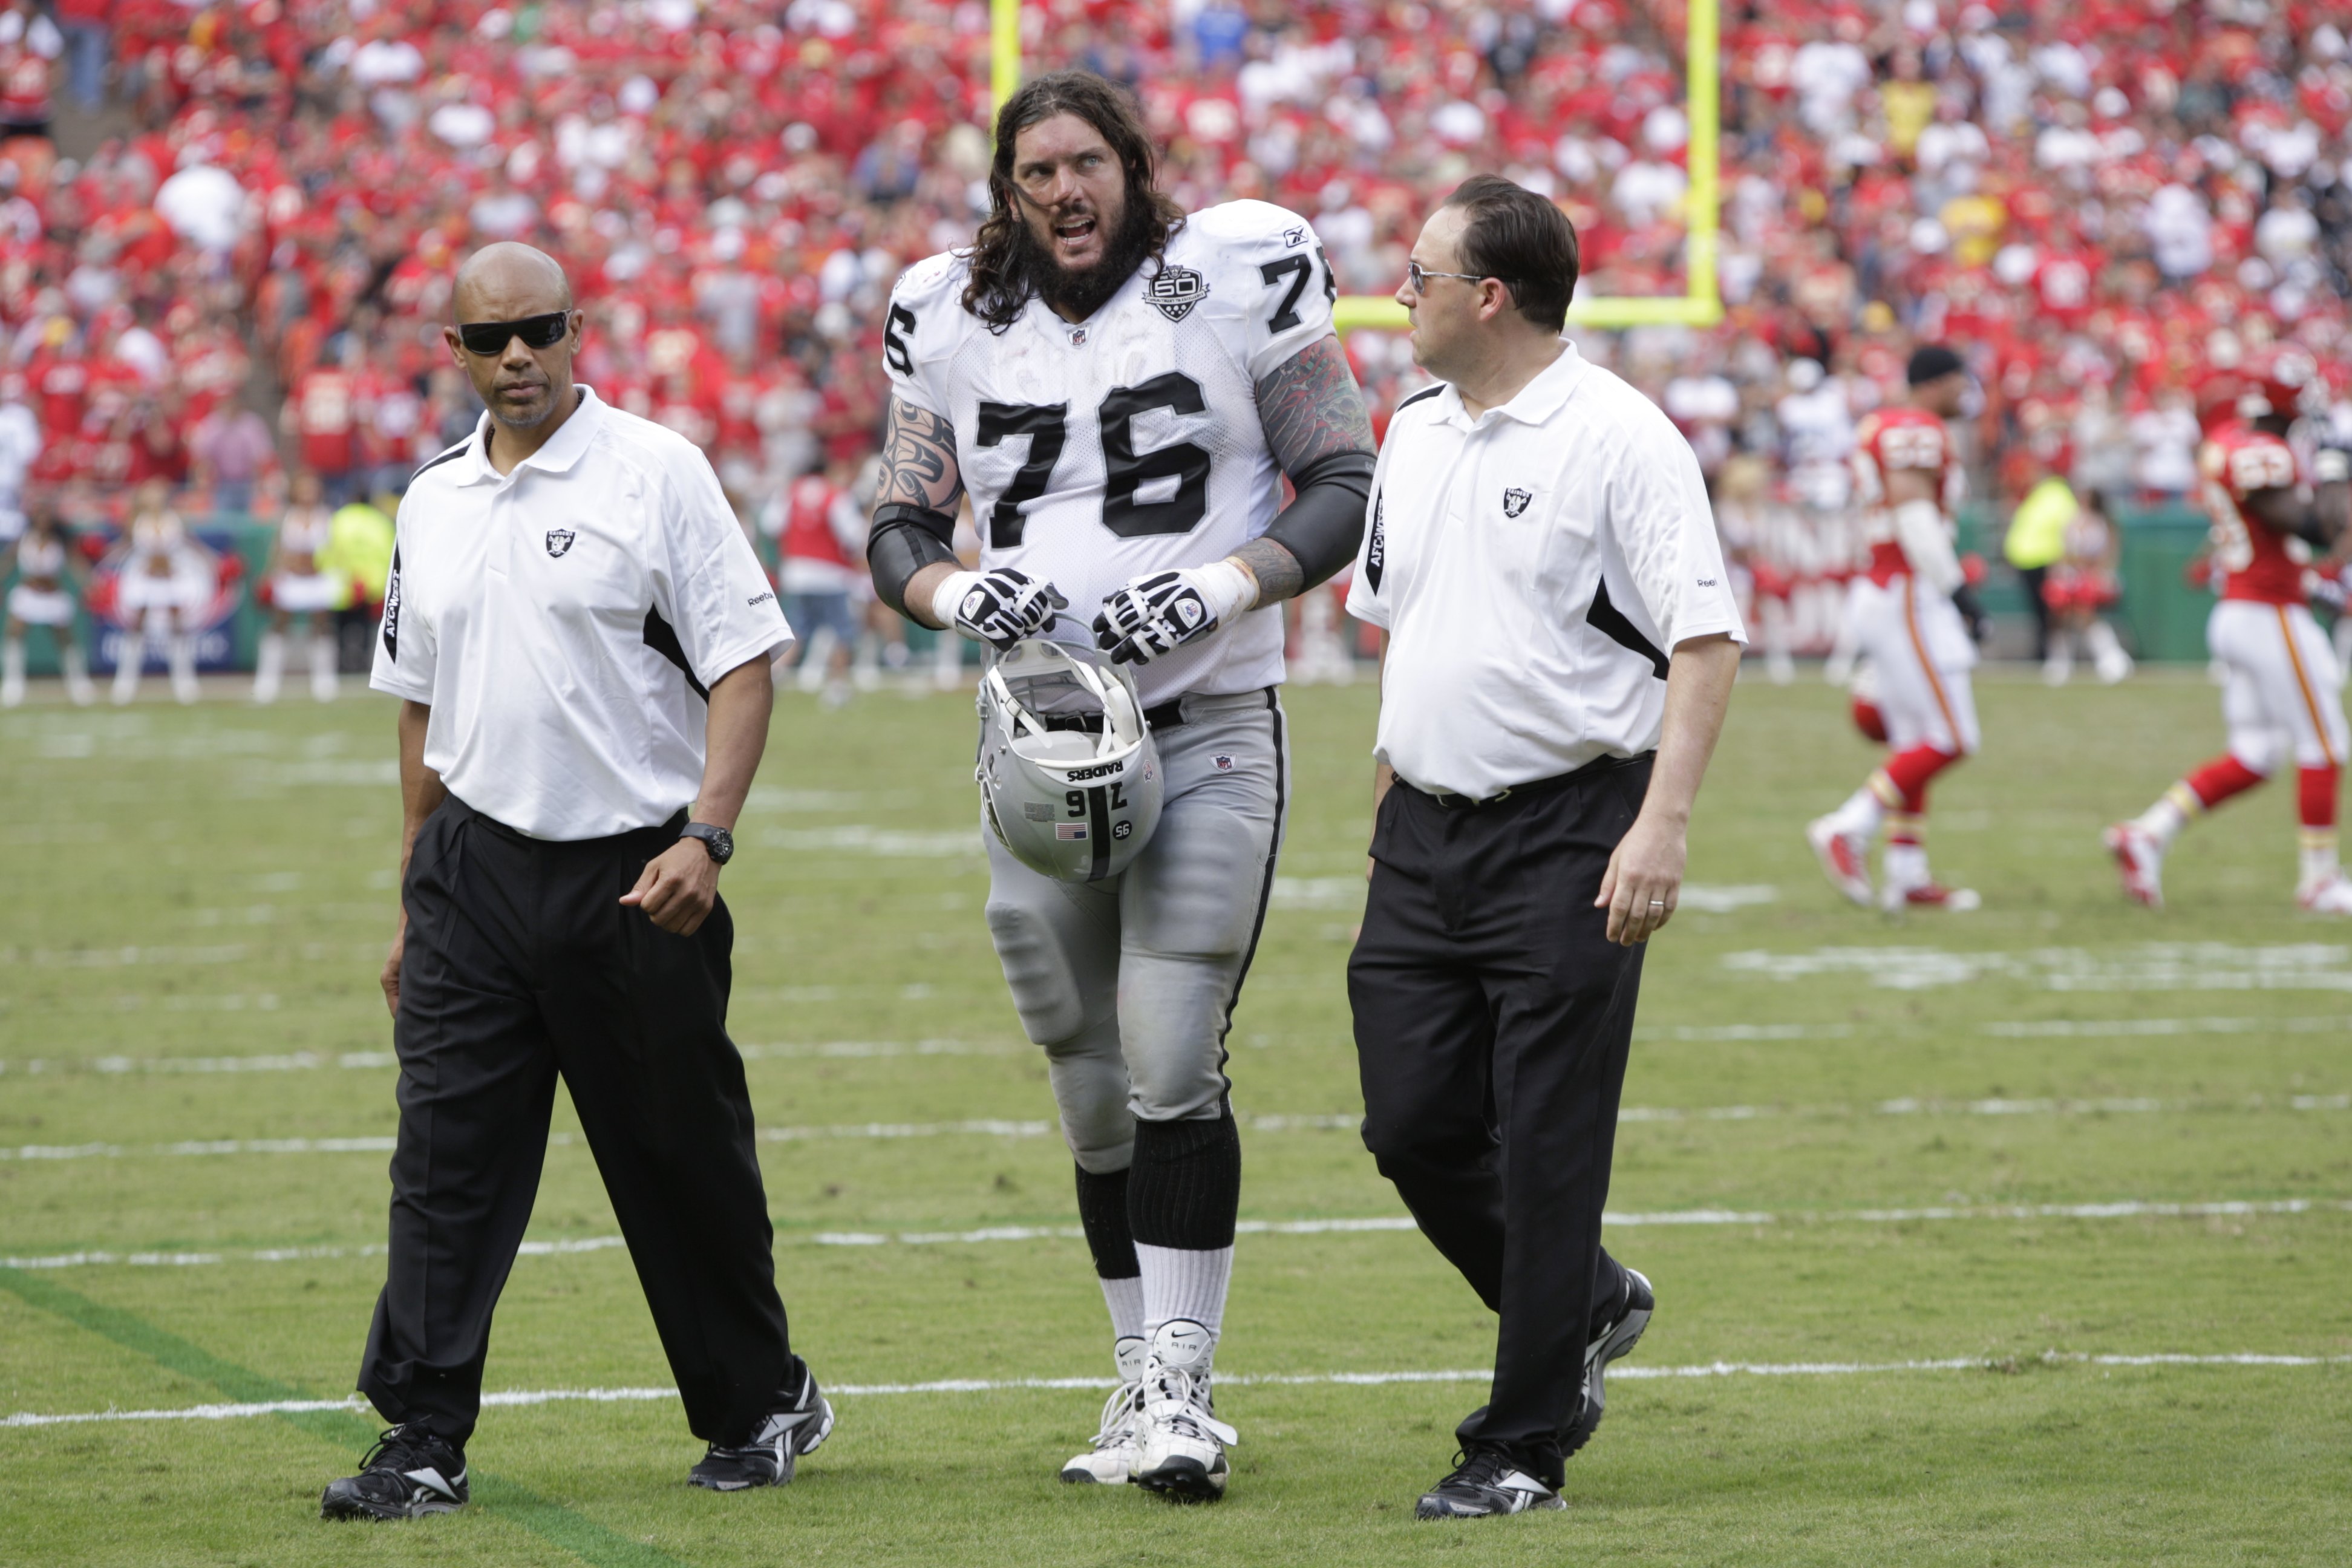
546;529;577;558
1144;264;1209;322
1502;488;1533;518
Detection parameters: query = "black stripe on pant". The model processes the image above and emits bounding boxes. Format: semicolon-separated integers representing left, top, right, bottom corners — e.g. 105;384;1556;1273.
1347;756;1649;1484
358;795;795;1449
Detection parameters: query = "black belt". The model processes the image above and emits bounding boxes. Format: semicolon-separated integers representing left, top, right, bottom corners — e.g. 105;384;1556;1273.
1039;699;1187;735
1404;752;1653;810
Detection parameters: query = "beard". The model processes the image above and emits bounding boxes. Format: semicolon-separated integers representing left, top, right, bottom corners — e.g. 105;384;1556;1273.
1016;193;1160;322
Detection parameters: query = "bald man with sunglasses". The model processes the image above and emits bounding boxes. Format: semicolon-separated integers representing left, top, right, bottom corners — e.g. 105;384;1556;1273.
323;244;832;1523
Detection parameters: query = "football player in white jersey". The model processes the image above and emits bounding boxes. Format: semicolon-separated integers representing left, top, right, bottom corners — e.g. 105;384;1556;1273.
865;71;1375;1502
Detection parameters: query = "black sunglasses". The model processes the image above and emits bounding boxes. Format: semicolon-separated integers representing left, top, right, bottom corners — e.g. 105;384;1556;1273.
454;312;571;356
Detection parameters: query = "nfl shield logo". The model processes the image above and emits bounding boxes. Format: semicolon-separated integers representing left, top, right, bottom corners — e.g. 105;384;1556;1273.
1212;754;1235;772
1501;488;1532;518
546;529;577;558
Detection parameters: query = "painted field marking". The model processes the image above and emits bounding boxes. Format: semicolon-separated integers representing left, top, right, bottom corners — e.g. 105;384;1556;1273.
10;1195;2347;1273
10;1350;2348;1431
11;1084;2347;1163
0;1267;682;1567
15;1012;2352;1079
1723;943;2352;993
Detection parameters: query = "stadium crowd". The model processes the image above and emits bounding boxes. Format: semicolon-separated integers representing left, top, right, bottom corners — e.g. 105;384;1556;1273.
2;0;2351;683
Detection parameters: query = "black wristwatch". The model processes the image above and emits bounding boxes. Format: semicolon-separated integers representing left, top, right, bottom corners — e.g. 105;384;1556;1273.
680;822;734;865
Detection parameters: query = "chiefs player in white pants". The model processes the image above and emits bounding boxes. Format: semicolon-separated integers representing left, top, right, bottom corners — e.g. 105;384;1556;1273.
2108;349;2352;912
1808;346;1984;911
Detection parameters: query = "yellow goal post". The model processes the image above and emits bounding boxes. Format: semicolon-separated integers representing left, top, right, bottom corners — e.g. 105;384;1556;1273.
988;0;1722;332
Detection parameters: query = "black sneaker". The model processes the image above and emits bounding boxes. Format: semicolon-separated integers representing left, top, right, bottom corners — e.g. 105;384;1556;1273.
1562;1266;1654;1459
319;1425;469;1521
1414;1443;1566;1520
688;1367;835;1491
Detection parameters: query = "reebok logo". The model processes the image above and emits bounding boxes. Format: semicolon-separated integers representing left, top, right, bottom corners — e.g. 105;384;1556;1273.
748;590;776;607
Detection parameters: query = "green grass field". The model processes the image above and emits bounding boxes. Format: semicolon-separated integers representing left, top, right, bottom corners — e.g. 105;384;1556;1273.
4;668;2349;1567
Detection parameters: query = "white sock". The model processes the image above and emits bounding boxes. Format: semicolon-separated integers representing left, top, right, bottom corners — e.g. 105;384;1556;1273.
169;632;198;702
307;630;338;699
253;631;284;702
1883;841;1929;887
1098;1275;1145;1344
2299;832;2339;893
2135;792;2192;850
61;641;91;704
112;629;147;702
2;635;22;705
1137;1243;1233;1343
1832;784;1885;838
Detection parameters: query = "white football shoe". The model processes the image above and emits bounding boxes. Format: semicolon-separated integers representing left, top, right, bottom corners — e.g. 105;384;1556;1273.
2104;823;2164;909
1132;1320;1236;1503
2298;872;2352;915
1806;814;1874;907
1059;1336;1146;1485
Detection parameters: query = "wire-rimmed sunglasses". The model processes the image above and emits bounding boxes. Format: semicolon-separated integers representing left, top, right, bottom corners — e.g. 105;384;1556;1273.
1405;261;1516;295
454;312;572;356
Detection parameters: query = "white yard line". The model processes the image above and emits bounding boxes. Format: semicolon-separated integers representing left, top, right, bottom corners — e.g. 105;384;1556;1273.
9;1010;2351;1077
7;1351;2347;1429
10;1086;2345;1161
9;1196;2345;1272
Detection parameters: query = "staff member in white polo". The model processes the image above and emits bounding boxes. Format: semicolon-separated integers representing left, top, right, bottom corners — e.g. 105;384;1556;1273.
1344;178;1743;1521
324;243;832;1523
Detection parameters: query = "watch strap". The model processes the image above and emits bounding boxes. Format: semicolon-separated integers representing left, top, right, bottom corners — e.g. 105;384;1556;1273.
680;822;733;864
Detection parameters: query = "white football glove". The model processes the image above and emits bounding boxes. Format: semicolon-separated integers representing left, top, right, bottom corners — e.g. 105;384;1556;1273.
933;567;1068;648
1092;562;1256;665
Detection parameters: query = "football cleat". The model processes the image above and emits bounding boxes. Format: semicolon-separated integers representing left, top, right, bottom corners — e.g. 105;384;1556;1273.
1132;1319;1236;1503
1806;815;1873;906
320;1425;468;1521
2104;823;2164;909
1060;1336;1146;1485
688;1365;834;1491
1414;1444;1566;1520
2298;872;2352;915
1562;1267;1654;1460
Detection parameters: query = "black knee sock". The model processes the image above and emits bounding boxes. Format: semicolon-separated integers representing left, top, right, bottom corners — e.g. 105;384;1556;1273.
1073;1163;1140;1280
1128;1109;1241;1250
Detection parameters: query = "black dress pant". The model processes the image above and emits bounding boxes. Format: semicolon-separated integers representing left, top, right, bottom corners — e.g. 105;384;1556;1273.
1348;756;1650;1484
358;795;795;1449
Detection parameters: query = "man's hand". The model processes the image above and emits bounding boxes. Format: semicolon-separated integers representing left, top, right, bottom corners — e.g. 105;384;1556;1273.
1093;561;1255;665
1595;811;1686;946
935;567;1067;647
622;839;722;935
380;914;407;1019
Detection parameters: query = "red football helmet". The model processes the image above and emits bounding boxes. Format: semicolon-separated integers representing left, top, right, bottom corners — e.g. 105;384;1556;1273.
2238;345;2321;424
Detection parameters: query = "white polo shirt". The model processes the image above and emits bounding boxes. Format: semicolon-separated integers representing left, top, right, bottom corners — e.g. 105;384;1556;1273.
1346;342;1745;799
370;387;792;840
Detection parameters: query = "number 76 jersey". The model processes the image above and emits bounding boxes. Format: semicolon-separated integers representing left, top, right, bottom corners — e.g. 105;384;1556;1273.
883;200;1336;703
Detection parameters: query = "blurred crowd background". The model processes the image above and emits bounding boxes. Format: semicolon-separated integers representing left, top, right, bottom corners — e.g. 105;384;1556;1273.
2;0;2351;695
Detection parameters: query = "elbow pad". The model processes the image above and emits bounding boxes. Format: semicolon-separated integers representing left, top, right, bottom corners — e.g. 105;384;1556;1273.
866;503;960;616
1263;449;1376;589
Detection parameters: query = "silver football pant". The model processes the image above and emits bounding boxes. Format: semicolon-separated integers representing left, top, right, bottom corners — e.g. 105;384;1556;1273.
982;687;1288;1172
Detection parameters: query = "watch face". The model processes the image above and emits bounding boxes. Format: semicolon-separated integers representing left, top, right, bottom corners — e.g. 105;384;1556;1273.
710;826;734;863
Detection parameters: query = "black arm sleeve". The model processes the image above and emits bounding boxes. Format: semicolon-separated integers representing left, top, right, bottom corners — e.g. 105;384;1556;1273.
866;503;960;616
1263;449;1376;590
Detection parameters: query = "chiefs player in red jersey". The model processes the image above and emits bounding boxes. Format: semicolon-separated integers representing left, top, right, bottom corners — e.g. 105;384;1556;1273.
2107;348;2352;913
1807;345;1985;912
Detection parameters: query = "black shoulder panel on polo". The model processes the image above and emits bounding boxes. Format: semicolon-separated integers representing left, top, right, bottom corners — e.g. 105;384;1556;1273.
642;607;710;701
411;441;471;482
1397;385;1445;411
1587;579;1670;680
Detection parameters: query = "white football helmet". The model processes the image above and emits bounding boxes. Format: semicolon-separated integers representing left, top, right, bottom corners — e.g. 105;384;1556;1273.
976;638;1164;883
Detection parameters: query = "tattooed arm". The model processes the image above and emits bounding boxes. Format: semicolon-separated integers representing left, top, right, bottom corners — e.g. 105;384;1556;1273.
1229;334;1379;606
867;395;969;626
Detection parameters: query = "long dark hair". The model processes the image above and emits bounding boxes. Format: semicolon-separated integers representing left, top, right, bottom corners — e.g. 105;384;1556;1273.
961;70;1186;333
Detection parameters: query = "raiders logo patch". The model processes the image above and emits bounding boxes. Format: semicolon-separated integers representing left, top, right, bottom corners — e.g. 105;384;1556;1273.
546;529;577;557
1145;264;1209;322
1501;488;1533;518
